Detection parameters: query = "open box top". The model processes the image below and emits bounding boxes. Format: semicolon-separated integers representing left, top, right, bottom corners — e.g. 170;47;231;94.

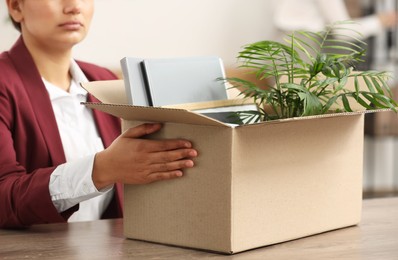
81;80;391;128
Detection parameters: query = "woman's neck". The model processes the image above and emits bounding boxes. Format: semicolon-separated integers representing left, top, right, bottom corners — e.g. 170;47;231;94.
24;38;73;92
36;55;73;92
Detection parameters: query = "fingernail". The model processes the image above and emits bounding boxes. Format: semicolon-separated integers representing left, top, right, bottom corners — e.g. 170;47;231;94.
185;161;194;167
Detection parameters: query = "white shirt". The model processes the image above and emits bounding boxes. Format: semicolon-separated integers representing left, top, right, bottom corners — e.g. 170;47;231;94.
45;60;114;222
274;0;383;39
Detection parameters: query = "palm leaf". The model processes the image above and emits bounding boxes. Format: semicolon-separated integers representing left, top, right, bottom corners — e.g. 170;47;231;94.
222;20;397;123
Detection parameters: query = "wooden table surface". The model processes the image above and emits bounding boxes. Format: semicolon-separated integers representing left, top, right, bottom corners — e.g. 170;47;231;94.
1;197;397;259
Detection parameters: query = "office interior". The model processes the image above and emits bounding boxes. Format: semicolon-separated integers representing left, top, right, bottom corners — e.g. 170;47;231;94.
0;0;397;199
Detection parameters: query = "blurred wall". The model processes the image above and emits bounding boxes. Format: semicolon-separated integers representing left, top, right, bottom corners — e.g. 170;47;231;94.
0;0;279;72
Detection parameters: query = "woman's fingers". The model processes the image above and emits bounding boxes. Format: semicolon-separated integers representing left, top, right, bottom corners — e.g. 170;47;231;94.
93;123;198;189
149;148;198;164
121;123;163;138
149;159;195;174
145;170;185;183
122;124;193;153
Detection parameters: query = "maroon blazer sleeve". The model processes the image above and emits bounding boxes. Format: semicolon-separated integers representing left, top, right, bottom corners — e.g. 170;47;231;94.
0;37;121;228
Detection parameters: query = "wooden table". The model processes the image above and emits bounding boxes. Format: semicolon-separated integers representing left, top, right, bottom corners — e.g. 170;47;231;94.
1;198;397;259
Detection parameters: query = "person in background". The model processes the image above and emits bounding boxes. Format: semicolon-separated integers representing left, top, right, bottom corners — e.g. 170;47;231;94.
274;0;397;39
0;0;198;228
273;0;398;72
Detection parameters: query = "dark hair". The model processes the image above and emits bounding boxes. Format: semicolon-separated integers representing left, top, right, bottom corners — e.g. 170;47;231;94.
9;14;21;32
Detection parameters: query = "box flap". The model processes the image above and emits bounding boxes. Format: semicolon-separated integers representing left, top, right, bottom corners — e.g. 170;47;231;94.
81;80;128;104
82;80;395;128
161;98;254;110
236;108;395;128
84;103;230;127
85;102;393;129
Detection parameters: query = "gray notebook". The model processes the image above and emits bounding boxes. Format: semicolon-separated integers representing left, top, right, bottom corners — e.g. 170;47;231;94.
121;56;228;107
120;57;149;106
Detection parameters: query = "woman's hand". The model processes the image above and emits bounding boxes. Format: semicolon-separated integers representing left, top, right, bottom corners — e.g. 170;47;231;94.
92;123;198;190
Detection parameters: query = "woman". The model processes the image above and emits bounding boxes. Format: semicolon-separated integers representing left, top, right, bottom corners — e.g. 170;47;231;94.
0;0;197;228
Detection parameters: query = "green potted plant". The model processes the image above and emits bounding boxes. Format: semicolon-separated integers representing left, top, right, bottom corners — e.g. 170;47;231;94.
223;21;397;124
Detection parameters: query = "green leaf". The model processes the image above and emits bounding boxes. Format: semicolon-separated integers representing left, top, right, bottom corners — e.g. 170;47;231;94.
362;76;376;93
350;93;374;109
370;77;385;94
341;95;353;112
322;95;339;113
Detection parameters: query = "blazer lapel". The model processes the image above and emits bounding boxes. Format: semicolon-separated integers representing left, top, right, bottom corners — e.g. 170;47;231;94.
9;37;66;166
79;60;121;149
86;94;121;148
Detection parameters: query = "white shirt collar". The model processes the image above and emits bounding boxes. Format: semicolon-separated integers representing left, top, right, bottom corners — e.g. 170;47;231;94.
43;60;89;100
70;59;89;95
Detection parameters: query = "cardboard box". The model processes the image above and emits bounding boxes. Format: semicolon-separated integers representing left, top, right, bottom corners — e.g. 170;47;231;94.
364;87;398;136
365;110;398;136
83;80;366;254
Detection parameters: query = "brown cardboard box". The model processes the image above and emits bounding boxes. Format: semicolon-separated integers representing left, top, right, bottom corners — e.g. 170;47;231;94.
364;87;398;136
83;80;365;254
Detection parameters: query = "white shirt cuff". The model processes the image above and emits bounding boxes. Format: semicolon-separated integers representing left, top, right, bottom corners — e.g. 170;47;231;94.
49;154;113;212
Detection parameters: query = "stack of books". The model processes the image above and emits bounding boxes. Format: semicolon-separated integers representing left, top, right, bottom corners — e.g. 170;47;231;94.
120;56;256;124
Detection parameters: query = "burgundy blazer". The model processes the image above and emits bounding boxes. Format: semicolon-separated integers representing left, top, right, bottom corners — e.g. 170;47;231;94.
0;37;123;228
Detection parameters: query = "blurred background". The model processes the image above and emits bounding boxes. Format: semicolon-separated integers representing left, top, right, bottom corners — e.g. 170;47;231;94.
1;0;397;198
